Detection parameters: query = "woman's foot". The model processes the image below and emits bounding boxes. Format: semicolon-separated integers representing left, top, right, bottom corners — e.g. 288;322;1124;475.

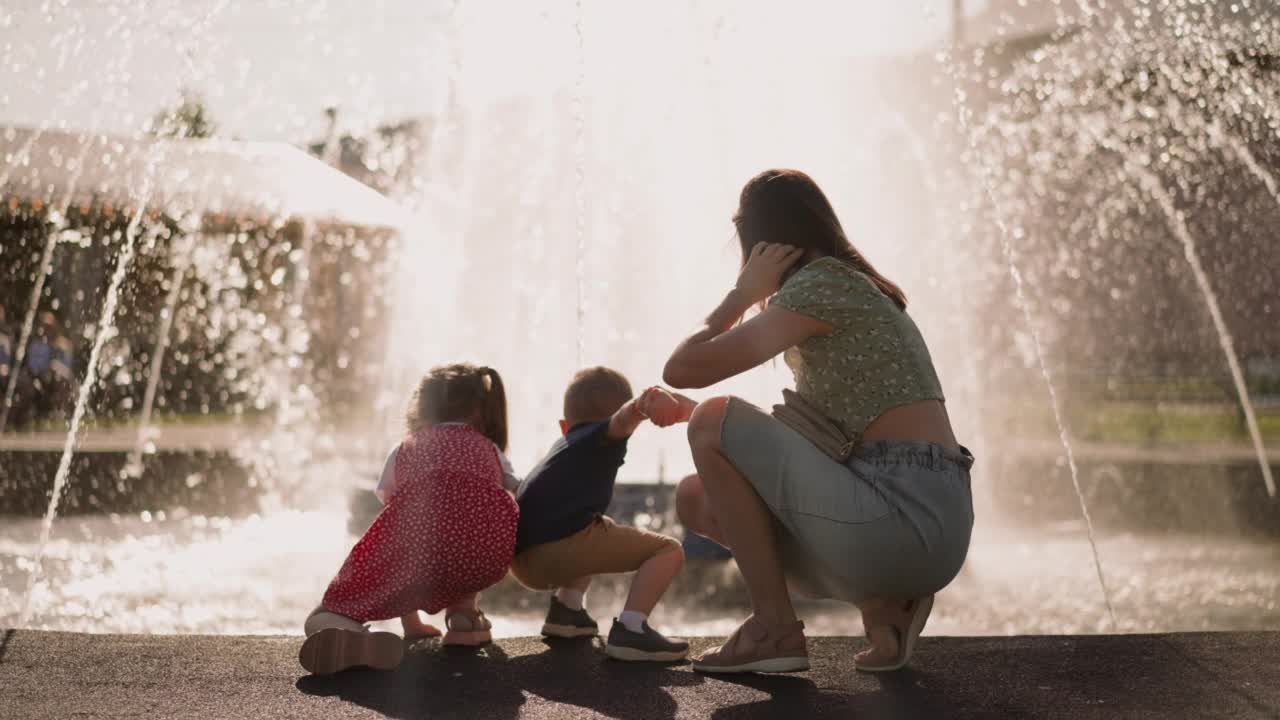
692;616;809;674
443;606;493;646
854;595;934;672
298;627;404;675
401;612;443;641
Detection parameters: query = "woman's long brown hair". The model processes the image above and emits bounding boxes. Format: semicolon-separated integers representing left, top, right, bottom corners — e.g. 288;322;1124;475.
406;363;509;451
733;168;907;310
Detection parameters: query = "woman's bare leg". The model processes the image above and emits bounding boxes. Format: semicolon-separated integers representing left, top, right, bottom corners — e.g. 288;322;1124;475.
675;473;727;546
856;598;907;661
688;397;797;626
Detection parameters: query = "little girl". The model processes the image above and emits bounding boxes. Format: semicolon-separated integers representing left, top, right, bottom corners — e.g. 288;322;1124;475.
299;363;520;675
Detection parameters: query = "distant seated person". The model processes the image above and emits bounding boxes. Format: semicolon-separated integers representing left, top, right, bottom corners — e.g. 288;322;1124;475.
16;312;74;423
0;306;12;381
512;367;697;662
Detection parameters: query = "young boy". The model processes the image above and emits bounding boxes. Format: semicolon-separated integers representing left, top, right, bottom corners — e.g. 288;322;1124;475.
513;366;696;661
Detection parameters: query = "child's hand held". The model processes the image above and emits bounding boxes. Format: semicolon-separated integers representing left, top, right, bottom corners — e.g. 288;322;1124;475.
639;387;683;427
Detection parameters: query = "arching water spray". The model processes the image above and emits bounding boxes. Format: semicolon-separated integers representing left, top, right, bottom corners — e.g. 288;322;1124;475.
1104;147;1276;498
1207;118;1280;210
572;0;588;367
125;245;190;477
0;7;105;189
15;0;231;623
1018;1;1277;499
17;168;160;627
379;0;462;444
954;102;1119;628
0;134;96;434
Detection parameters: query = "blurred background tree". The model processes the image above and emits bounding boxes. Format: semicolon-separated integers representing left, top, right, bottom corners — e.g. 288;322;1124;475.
149;88;216;139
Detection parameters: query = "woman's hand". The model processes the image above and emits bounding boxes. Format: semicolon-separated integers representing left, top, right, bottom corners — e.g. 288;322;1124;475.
734;243;805;304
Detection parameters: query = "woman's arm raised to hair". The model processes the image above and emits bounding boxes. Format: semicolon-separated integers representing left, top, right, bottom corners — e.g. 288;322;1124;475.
663;302;830;389
664;242;830;389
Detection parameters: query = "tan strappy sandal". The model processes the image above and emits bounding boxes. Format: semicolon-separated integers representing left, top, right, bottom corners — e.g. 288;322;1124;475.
855;595;934;672
692;616;809;674
443;607;493;646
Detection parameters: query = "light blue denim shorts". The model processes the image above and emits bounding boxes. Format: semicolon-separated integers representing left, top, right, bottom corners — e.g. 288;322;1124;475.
720;397;975;603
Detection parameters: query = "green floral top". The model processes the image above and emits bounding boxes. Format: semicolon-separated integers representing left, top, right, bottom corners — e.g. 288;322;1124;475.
769;257;944;442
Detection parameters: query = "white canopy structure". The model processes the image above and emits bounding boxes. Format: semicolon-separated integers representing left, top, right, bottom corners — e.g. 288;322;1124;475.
0;126;409;233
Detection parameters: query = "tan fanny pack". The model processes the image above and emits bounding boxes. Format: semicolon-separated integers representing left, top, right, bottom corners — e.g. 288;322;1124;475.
770;388;856;463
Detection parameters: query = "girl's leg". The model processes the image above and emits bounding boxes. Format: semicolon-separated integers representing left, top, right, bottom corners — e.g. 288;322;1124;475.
447;592;480;612
443;593;491;646
400;610;442;639
688;398;797;626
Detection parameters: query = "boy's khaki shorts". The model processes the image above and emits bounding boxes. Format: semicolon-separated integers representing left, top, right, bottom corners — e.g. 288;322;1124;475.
511;515;682;590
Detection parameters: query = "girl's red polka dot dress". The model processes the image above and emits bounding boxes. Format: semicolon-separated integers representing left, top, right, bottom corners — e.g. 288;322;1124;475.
321;424;519;621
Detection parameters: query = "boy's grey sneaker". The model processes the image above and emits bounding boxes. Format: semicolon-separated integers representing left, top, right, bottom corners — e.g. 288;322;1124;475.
541;596;599;638
605;619;690;662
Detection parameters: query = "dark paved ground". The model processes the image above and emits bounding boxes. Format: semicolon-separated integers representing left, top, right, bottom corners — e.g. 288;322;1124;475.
1;630;1277;719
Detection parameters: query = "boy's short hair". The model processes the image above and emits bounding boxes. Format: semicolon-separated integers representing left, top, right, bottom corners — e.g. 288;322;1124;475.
564;366;633;426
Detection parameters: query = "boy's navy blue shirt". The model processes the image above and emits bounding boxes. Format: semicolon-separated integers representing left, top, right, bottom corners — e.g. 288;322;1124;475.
515;420;628;554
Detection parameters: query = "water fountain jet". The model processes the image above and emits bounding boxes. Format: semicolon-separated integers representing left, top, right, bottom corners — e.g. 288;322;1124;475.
0;133;98;434
953;99;1118;628
1094;137;1277;499
17;158;161;626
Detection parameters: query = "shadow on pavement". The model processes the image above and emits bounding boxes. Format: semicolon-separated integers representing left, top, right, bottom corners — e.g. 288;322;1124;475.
291;633;1280;719
296;641;526;719
0;629;15;664
296;636;703;720
707;668;950;720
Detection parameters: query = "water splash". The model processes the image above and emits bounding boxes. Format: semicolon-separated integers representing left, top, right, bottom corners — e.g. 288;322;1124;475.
377;0;463;445
572;0;588;368
12;0;234;623
0;134;94;433
950;94;1118;628
125;249;189;478
994;2;1277;500
1216;123;1280;203
1103;144;1276;499
17;159;160;626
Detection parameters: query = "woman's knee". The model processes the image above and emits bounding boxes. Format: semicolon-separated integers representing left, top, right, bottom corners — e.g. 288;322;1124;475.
687;396;732;451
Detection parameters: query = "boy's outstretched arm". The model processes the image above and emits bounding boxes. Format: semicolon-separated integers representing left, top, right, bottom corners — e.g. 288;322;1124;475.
606;390;653;441
606;387;699;440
